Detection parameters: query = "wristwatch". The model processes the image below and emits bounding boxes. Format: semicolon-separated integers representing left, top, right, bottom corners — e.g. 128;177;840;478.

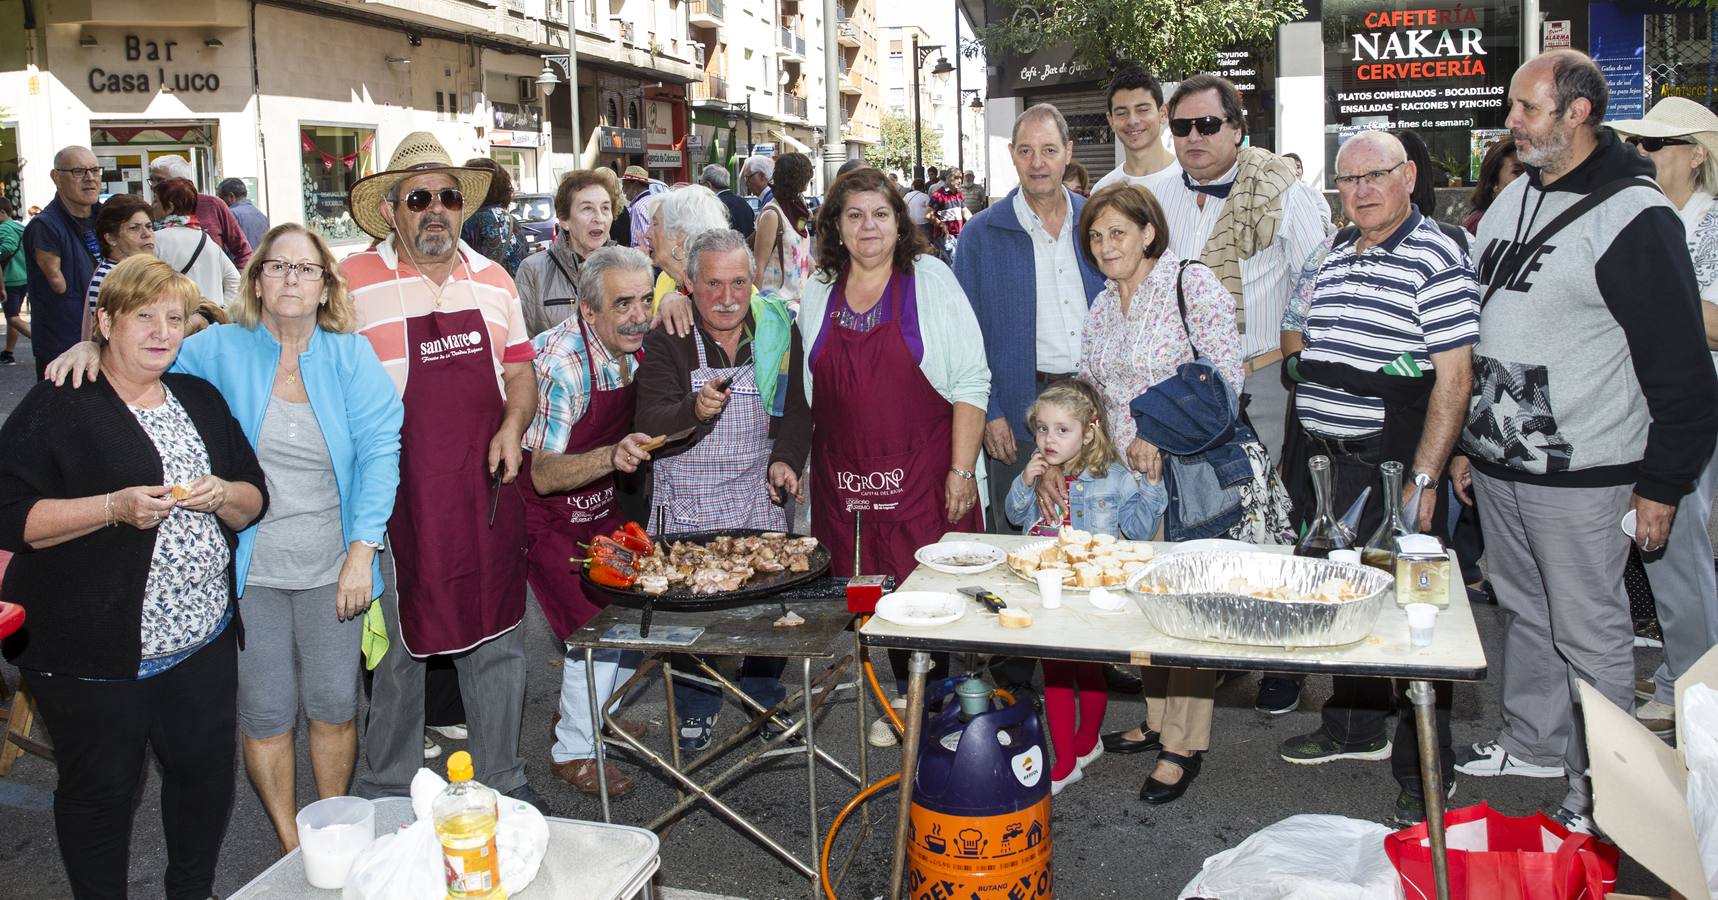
1412;471;1436;490
949;465;975;480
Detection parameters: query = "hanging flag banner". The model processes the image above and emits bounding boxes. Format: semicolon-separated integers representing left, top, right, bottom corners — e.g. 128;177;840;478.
301;131;376;171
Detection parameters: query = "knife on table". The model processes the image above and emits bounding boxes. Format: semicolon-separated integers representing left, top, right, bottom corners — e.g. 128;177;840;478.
958;586;1007;613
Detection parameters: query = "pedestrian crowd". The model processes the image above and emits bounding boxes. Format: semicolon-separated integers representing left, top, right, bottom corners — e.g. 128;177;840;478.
1;47;1715;898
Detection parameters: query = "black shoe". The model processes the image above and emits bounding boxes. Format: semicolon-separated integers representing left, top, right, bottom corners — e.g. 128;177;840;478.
678;712;719;752
1466;581;1495;605
1389;780;1457;828
1255;675;1304;715
504;782;551;816
1140;750;1203;804
0;351;15;365
1102;663;1144;693
1101;723;1162;754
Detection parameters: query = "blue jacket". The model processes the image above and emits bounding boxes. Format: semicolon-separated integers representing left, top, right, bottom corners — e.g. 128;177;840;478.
172;323;404;597
1004;462;1167;539
953;188;1108;442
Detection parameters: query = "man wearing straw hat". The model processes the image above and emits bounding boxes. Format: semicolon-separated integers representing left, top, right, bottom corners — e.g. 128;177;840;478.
1609;96;1718;739
342;132;543;809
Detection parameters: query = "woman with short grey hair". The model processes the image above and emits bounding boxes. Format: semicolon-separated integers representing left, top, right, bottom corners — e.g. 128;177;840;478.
649;184;733;334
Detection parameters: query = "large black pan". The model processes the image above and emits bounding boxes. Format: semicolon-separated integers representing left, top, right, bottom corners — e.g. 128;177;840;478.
580;529;834;622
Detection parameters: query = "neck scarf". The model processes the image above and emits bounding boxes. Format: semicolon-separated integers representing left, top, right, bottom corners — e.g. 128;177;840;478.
1183;171;1234;199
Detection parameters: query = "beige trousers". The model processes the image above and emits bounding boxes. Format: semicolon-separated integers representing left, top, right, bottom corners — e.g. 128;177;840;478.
1142;667;1215;752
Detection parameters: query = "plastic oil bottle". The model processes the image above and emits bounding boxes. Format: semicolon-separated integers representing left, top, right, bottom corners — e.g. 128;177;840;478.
434;751;507;899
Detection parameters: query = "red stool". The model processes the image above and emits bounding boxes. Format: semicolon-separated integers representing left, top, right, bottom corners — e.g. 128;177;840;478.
0;549;49;774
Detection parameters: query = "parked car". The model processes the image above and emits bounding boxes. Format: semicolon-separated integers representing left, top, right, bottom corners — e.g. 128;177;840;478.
511;192;556;252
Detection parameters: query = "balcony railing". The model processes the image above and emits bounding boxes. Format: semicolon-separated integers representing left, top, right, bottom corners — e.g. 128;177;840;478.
694;74;728;102
782;95;808;119
689;0;723;23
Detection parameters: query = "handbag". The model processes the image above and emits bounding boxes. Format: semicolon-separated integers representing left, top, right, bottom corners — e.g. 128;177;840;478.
1383;802;1619;900
1135;260;1251;541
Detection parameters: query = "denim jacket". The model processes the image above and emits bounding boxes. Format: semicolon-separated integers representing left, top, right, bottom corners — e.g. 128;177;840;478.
1004;462;1167;539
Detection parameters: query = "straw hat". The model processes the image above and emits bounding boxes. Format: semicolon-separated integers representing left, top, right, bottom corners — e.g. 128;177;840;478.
622;165;651;184
1610;97;1718;160
347;132;493;240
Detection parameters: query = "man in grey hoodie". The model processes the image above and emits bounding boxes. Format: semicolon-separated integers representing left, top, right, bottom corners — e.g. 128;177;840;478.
1450;50;1718;833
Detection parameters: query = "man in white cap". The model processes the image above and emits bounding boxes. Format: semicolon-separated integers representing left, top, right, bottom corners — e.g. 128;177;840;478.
341;132;543;809
1607;95;1718;739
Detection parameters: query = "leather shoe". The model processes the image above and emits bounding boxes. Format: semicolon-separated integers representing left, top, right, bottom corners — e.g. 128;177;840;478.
1101;722;1162;754
550;758;633;798
550;711;650;744
1139;750;1203;805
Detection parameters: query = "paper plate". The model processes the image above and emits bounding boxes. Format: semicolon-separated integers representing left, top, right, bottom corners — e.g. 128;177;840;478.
874;591;966;627
914;541;1006;575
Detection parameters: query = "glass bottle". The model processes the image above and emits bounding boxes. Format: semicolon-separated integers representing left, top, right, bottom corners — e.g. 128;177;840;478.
1294;455;1349;559
1362;461;1413;572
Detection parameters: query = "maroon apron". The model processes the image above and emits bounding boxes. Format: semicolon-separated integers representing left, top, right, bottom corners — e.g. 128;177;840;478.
520;317;639;641
810;271;983;584
391;297;529;656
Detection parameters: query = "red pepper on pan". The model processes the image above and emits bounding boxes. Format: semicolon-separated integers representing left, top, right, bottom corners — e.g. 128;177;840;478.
582;535;638;566
587;561;638;589
614;521;654;555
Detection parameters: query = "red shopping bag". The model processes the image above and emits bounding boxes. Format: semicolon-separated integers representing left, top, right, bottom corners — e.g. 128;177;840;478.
1384;802;1620;900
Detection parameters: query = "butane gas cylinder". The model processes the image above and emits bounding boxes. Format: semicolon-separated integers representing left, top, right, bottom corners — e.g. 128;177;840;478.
906;677;1052;900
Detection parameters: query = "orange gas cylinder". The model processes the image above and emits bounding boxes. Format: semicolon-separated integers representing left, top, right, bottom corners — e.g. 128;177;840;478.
906;679;1052;900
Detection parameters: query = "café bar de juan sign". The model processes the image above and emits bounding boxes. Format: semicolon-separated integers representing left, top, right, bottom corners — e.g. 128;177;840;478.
1323;0;1519;137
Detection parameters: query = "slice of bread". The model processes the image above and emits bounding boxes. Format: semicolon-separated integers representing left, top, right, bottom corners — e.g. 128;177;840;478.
1000;608;1034;628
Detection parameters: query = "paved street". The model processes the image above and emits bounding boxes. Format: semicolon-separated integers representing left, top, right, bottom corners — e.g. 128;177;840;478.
0;342;1672;899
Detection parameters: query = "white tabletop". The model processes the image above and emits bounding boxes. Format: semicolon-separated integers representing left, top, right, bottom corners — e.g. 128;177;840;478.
230;798;659;899
861;533;1487;681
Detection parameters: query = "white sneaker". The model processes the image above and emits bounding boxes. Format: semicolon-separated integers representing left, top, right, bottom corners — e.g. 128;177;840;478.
1453;741;1562;778
1050;765;1083;797
1548;805;1597;836
1076;742;1104;771
427;724;469;741
868;698;906;748
1636;699;1675;737
422;734;443;759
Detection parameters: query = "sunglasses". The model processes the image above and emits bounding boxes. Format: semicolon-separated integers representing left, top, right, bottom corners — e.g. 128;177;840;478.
1626;135;1695;152
1168;116;1231;138
404;188;464;212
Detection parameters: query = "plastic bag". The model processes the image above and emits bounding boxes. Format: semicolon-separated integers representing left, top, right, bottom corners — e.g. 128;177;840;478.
1178;814;1399;900
1384;802;1618;900
343;768;549;899
1679;683;1718;896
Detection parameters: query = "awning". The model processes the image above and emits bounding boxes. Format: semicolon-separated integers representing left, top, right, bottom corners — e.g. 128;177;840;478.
773;129;812;155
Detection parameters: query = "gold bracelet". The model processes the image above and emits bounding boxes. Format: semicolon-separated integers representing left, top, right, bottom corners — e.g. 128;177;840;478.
103;492;114;527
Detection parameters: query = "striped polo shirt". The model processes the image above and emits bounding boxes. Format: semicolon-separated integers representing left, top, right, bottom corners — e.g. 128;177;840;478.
342;236;534;398
1295;210;1479;439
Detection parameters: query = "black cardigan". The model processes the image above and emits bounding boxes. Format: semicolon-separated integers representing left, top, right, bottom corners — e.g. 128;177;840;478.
0;373;268;678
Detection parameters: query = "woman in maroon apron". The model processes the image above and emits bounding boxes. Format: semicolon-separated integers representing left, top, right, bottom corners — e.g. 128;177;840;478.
801;169;989;724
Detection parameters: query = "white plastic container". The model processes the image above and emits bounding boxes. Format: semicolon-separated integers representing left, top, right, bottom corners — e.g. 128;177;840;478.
1034;569;1064;609
1405;603;1439;648
295;795;375;888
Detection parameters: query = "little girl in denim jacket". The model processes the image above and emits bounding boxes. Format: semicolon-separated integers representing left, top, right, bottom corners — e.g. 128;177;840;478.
1003;379;1166;794
1004;379;1167;541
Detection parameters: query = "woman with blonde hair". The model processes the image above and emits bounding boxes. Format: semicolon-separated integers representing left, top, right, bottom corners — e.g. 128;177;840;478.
46;222;404;854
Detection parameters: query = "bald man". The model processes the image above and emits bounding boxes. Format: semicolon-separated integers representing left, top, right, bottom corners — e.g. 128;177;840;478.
23;147;103;378
1274;129;1478;826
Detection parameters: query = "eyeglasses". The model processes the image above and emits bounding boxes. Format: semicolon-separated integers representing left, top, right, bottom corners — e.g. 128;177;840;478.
1333;161;1407;190
55;167;102;179
1626;135;1696;153
404;188;464;212
1167;116;1230;138
258;260;327;280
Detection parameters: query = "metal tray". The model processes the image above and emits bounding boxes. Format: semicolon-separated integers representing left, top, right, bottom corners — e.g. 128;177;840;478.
1125;550;1392;648
581;528;833;612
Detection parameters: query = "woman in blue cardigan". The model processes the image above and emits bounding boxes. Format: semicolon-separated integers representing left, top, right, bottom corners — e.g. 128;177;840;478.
49;223;403;855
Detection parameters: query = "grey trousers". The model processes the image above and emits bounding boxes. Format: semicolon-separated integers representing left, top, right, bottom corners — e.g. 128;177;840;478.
1473;472;1634;813
354;556;529;797
986;447;1031;534
1643;446;1718;704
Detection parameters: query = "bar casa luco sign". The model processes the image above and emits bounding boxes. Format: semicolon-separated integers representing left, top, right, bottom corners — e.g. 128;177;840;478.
87;34;223;94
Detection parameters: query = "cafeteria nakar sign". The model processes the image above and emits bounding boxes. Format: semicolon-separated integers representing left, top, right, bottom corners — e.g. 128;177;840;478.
1350;6;1489;81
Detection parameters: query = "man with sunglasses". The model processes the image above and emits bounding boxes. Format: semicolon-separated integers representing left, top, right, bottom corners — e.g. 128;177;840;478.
1140;74;1328;368
1449;50;1718;835
341;133;545;812
1273;130;1478;826
23;146;103;379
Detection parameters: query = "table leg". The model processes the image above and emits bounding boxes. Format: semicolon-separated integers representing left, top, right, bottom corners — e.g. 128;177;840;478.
586;648;610;824
804;657;822;900
888;651;932;900
855;632;869;829
1408;679;1450;900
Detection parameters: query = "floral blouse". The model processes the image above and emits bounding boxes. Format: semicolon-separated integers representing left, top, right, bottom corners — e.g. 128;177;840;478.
129;386;229;676
1077;251;1245;447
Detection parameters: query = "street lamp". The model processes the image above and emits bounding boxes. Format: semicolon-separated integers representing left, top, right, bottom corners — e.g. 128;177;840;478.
539;54;580;160
721;97;754;153
910;36;945;182
958;88;982;175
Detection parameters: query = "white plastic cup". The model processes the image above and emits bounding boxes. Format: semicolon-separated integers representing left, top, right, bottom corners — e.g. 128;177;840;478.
1405;603;1439;649
1034;570;1064;609
295;796;376;888
1329;549;1361;566
1621;509;1638;539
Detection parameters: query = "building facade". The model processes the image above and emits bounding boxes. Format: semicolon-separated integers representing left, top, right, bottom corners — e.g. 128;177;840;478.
881;24;957;173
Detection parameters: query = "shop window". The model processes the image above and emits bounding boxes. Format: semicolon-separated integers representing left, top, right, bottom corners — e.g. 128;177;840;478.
301;124;377;244
628;101;641;129
0;124;19;213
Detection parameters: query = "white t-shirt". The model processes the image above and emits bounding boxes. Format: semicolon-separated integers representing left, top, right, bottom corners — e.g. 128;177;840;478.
1676;190;1718;373
1093;160;1181;194
904;190;932;225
